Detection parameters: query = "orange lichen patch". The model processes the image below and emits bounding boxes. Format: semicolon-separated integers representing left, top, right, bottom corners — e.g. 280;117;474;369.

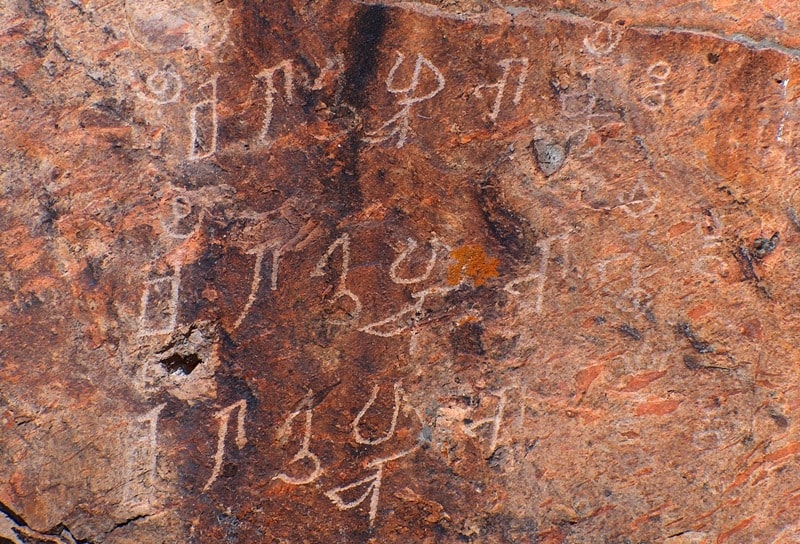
8;470;26;497
781;491;800;509
452;117;530;145
587;504;616;519
620;370;667;392
6;245;42;272
352;201;388;222
749;468;771;487
447;245;499;287
561;405;605;424
635;399;681;416
84;323;106;350
98;39;131;58
1;410;14;431
394;487;448;524
16;59;42;79
57;217;114;248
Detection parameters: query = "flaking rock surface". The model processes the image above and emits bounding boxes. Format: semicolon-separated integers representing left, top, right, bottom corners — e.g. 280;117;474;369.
2;1;800;542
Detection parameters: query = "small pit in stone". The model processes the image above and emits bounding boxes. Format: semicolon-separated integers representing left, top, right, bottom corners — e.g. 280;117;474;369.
159;352;202;375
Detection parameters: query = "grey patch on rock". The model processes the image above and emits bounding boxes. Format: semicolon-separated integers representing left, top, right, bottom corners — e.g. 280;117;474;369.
531;139;566;176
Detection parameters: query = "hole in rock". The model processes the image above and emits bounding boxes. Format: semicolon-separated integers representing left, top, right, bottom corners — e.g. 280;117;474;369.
159;352;202;375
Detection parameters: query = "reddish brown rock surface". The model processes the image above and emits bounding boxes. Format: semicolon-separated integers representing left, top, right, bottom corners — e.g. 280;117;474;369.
3;1;800;542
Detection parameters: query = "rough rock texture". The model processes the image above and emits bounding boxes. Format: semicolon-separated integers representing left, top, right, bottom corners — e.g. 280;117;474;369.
2;1;800;542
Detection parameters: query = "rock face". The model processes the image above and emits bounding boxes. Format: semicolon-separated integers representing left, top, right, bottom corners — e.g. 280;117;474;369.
2;1;800;542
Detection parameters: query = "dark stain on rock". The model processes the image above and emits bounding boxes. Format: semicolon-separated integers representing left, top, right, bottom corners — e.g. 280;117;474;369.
788;206;800;232
321;132;365;215
485;333;519;360
733;245;759;281
197;243;225;276
239;4;302;70
37;189;59;236
318;6;388;214
341;5;388;109
450;319;485;356
217;375;258;409
487;445;508;468
4;69;31;98
92;97;131;122
221;462;238;478
81;257;103;289
617;323;642;341
768;408;789;429
676;322;714;354
683;354;700;370
753;232;779;259
477;174;538;263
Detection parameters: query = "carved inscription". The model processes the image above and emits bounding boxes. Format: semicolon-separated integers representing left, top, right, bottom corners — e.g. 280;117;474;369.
188;75;219;160
141;64;183;104
139;268;181;336
462;389;507;457
474;57;529;122
504;233;571;314
311;234;362;325
274;391;323;486
203;400;248;491
254;60;294;147
325;446;419;528
353;383;402;446
583;24;624;56
122;403;166;512
640;60;672;111
22;4;792;541
325;382;422;527
364;52;446;148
